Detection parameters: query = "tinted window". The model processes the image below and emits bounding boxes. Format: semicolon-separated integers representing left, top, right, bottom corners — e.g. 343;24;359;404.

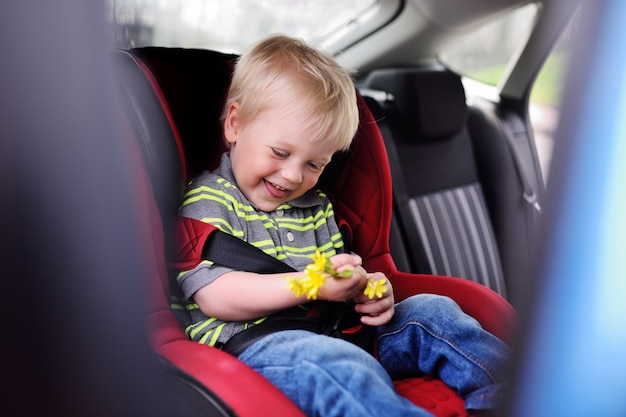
439;4;538;86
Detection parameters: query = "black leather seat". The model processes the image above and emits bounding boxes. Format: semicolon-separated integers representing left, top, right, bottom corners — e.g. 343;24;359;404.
362;67;543;306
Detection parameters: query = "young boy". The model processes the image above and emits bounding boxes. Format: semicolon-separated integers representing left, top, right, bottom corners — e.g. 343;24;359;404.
177;34;509;417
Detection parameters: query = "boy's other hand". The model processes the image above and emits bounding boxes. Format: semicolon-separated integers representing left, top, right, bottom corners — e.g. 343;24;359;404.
353;273;395;326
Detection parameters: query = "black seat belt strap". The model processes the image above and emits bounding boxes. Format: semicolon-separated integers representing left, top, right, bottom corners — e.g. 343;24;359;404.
500;112;543;214
203;229;296;274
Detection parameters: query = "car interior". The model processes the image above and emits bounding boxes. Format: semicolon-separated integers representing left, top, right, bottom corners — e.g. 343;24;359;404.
105;1;580;311
12;0;626;416
106;1;580;412
115;45;515;417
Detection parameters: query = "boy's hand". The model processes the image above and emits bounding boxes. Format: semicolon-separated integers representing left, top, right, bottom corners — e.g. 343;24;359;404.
318;253;368;302
353;273;395;326
329;252;363;272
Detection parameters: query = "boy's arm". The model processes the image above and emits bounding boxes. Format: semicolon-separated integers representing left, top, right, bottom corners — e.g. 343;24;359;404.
193;270;306;321
193;254;367;321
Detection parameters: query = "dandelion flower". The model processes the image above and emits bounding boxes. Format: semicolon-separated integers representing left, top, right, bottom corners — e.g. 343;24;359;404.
364;278;388;300
286;276;306;298
302;269;326;300
286;251;380;300
307;250;331;274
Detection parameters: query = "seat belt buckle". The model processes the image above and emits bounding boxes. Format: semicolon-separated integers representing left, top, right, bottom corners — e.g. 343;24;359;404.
524;191;542;213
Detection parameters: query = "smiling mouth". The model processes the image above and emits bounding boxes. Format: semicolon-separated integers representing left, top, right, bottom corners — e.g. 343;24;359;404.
265;179;290;199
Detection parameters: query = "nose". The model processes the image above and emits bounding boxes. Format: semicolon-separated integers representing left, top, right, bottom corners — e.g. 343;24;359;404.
281;161;303;184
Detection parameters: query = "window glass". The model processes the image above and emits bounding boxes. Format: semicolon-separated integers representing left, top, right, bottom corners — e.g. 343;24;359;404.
439;3;538;86
108;0;378;53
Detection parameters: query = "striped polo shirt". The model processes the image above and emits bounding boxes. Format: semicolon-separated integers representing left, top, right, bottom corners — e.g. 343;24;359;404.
175;153;345;347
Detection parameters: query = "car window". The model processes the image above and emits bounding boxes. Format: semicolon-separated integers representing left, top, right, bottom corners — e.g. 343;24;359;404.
108;0;378;53
439;3;538;86
440;2;572;184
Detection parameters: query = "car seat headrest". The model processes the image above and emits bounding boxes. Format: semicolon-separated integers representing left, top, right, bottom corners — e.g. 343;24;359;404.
364;68;468;140
129;47;237;180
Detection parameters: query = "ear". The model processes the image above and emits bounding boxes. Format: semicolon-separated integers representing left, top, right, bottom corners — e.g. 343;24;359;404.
223;102;240;145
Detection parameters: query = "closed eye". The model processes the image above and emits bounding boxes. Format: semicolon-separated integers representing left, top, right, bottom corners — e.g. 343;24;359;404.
308;161;325;172
271;147;289;158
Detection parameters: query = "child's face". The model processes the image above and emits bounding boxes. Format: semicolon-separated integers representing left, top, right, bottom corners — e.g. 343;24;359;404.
224;102;338;212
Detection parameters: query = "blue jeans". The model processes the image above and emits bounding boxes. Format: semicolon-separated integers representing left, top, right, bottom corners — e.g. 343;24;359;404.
239;294;509;417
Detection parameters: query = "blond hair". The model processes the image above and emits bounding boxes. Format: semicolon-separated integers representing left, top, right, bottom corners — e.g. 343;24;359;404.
223;34;358;151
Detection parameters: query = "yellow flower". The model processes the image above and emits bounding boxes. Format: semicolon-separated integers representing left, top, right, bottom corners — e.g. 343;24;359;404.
307;250;331;274
364;278;388;300
286;276;306;298
286;251;369;300
302;269;326;300
286;251;331;300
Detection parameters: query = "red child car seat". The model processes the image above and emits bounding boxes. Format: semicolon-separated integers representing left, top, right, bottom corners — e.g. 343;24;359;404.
114;46;516;417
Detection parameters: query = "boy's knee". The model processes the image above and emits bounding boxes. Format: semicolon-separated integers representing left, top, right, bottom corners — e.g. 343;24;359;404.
390;294;486;339
398;293;460;317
